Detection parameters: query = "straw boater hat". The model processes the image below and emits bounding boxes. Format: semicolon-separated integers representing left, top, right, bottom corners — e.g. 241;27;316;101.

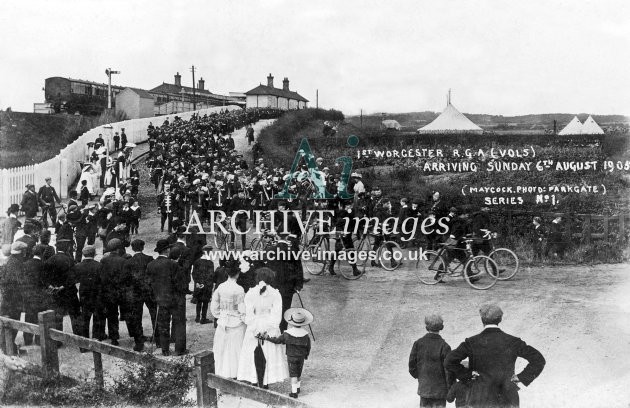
283;308;314;327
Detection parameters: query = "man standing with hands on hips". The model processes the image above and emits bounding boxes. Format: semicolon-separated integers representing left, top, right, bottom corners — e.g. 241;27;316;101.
445;304;545;408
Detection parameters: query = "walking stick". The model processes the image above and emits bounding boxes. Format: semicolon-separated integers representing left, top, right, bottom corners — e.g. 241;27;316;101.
295;291;315;341
150;305;160;352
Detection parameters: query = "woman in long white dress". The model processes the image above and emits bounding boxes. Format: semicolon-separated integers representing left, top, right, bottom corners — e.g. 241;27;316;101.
210;266;246;378
237;267;289;386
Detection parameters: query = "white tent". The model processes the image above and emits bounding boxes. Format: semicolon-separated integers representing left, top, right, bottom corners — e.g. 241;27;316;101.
558;116;583;135
417;94;482;134
382;119;402;130
581;115;605;135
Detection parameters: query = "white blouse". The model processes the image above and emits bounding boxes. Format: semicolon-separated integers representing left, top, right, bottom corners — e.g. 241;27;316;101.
210;280;245;328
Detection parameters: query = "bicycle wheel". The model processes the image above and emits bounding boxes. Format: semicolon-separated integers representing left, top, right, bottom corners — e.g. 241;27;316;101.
378;241;403;271
303;238;329;276
214;229;228;251
415;250;446;285
250;238;261;251
464;256;498;290
488;248;519;280
337;250;365;280
353;234;373;267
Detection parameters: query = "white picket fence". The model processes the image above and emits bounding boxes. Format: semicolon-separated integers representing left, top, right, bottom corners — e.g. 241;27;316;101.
0;105;242;212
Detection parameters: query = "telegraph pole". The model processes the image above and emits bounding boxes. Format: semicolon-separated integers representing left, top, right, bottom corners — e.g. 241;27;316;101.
316;89;318;109
360;109;363;128
105;68;120;110
190;65;196;110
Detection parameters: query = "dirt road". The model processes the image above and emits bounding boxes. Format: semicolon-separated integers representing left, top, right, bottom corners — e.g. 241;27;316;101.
16;121;630;407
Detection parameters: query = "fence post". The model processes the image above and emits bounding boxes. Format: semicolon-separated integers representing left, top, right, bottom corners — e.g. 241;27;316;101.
2;320;16;356
194;350;217;408
38;310;59;376
582;214;591;245
93;352;104;388
619;215;626;245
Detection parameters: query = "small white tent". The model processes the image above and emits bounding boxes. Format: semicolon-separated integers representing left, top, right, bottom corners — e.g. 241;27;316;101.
558;116;583;135
417;91;482;134
382;120;402;130
581;115;605;135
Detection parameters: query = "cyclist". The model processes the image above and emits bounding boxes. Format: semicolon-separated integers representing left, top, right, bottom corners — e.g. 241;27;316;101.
329;200;361;276
370;198;400;269
471;206;492;256
438;208;478;282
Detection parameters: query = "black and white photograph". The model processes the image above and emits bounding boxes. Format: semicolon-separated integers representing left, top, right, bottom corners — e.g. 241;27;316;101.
0;1;629;407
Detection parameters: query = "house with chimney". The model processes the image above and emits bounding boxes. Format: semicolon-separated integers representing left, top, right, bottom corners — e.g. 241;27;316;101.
245;74;308;110
150;72;244;107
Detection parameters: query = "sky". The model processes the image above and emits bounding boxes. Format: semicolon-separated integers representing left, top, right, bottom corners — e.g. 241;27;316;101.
0;0;629;116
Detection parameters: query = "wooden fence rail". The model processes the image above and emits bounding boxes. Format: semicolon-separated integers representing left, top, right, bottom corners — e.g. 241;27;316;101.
0;311;315;407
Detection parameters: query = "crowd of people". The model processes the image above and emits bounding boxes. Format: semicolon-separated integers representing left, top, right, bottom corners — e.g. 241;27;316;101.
0;106;557;403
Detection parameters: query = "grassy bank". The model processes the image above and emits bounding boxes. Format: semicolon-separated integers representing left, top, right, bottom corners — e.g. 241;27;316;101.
0;110;127;168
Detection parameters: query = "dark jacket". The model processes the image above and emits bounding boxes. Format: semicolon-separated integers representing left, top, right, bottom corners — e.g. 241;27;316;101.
266;331;311;359
146;256;184;306
124;252;155;301
22;257;46;311
409;333;452;398
192;258;214;302
100;252;127;304
445;327;545;408
73;259;103;308
43;252;79;313
20;190;39;216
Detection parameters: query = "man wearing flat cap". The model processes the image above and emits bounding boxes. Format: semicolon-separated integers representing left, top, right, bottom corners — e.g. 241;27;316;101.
146;239;188;355
71;245;104;348
99;238;127;345
445;304;545;408
121;239;156;351
38;177;61;228
43;239;81;336
20;184;39;219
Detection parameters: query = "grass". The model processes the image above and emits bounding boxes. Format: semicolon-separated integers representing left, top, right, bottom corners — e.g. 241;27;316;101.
0;110;127;168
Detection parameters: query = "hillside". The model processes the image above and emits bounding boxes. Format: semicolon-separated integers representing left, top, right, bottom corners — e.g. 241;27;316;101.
347;111;630;132
0;111;124;168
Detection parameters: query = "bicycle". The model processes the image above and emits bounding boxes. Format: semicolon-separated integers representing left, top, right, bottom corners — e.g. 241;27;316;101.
353;228;403;271
250;229;280;251
415;236;499;290
477;229;520;280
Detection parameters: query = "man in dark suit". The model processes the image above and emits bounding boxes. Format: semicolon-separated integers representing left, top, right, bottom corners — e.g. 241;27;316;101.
43;239;81;335
409;314;452;407
22;244;47;345
445;304;546;408
147;239;188;356
20;184;39;219
121;239;155;351
72;245;104;349
38;177;61;228
99;238;127;345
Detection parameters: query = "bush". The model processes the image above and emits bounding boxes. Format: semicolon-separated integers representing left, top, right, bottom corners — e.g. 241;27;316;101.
112;357;194;407
2;357;194;407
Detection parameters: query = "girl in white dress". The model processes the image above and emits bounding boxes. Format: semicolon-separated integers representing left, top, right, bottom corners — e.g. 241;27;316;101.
210;267;246;378
237;267;289;386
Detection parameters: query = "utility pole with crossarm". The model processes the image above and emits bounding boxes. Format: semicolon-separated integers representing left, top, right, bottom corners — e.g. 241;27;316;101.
105;68;120;110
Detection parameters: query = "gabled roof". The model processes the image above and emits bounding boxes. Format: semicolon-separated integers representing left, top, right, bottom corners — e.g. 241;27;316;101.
149;82;235;101
123;87;153;99
245;84;308;102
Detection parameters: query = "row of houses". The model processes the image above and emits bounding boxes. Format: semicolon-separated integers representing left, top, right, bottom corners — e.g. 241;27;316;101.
39;72;309;118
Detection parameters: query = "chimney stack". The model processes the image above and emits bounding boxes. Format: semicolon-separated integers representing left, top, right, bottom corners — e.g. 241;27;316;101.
198;77;205;91
174;72;181;87
267;73;274;87
283;77;289;91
